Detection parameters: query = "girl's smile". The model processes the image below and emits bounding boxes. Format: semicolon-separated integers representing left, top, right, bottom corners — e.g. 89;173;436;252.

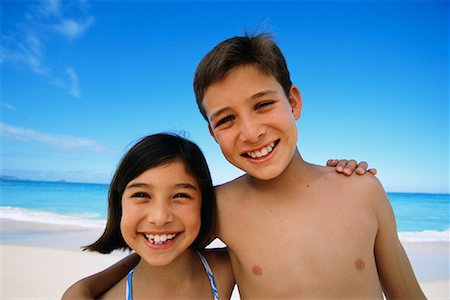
120;159;202;266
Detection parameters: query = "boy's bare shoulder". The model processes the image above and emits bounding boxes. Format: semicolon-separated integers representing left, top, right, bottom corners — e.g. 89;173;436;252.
322;164;381;186
316;164;386;202
214;174;247;199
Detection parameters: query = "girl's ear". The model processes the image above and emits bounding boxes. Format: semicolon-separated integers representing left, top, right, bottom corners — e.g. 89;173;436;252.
289;85;302;120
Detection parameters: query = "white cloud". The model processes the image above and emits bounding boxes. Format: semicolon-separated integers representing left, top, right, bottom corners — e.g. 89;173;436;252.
0;30;49;76
42;0;61;16
1;0;94;97
2;102;17;111
53;17;94;40
66;67;80;97
0;122;107;153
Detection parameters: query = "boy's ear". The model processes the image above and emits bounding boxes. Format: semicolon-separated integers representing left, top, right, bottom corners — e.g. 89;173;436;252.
208;123;218;143
289;85;302;120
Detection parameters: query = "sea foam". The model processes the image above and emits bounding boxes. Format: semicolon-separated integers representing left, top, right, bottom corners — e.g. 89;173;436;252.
398;229;450;242
1;206;448;242
0;206;106;229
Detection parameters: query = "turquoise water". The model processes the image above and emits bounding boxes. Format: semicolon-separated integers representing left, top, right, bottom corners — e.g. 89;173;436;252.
1;179;449;241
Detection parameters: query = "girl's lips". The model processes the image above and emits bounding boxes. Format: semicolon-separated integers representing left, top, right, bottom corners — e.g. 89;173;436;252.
141;232;180;249
144;232;177;244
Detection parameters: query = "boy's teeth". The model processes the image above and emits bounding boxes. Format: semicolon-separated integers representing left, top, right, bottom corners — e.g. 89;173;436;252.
247;142;275;158
145;233;176;245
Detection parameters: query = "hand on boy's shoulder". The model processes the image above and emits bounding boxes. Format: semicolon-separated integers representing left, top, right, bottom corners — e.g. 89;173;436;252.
321;164;385;198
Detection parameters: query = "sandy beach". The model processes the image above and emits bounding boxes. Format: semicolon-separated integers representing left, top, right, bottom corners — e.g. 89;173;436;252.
1;218;449;299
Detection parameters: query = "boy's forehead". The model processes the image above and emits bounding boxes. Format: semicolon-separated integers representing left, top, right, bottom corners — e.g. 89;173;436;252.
202;65;283;115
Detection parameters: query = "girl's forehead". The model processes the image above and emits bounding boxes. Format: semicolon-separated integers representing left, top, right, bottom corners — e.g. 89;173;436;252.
129;160;199;187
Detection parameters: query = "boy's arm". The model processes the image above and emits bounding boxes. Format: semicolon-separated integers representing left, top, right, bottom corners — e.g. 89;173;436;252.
370;180;426;299
62;253;140;299
327;159;377;176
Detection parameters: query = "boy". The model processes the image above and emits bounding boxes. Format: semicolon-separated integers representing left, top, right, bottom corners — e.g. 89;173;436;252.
193;33;424;299
65;34;422;299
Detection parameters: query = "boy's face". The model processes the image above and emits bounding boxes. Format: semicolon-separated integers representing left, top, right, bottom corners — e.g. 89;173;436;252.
203;65;302;180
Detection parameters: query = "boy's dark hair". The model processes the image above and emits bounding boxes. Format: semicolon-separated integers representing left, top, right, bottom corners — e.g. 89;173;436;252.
194;33;292;121
84;133;216;253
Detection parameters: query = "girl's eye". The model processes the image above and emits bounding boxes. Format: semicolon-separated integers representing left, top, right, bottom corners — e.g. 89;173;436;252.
173;193;192;199
131;192;150;199
215;115;235;128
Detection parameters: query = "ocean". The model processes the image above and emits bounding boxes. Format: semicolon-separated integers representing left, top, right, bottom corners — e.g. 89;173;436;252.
1;179;449;242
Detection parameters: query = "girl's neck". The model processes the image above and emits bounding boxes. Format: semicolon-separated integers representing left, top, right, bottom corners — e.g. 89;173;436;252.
129;249;214;299
132;249;200;292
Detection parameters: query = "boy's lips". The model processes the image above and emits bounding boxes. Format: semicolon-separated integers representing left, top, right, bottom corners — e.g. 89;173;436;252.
242;140;280;159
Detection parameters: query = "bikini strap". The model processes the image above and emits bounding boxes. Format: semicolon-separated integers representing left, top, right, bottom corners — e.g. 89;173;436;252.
126;255;219;300
125;268;134;300
197;251;220;300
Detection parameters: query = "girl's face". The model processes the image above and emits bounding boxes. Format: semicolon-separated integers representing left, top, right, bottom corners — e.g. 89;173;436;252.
120;159;202;267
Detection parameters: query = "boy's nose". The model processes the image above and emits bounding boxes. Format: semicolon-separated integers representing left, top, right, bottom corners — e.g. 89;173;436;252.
238;118;264;143
147;202;173;226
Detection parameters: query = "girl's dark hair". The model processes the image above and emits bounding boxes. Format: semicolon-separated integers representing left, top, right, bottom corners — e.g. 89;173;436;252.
84;133;216;253
194;33;292;120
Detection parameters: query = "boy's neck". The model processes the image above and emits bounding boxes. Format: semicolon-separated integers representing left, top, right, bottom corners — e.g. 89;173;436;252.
245;148;310;191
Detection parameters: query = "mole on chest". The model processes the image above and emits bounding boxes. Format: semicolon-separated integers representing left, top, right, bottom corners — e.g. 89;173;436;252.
354;259;365;270
252;265;263;276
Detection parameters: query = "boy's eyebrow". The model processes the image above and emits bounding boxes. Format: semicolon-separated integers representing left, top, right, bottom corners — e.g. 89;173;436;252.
209;89;278;120
210;107;230;120
249;89;278;100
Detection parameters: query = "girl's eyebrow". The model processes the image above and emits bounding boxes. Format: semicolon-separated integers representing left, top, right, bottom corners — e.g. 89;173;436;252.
125;182;151;190
175;183;198;190
125;182;198;190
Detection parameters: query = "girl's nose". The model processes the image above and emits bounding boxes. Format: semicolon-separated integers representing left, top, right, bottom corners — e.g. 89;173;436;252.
147;201;173;226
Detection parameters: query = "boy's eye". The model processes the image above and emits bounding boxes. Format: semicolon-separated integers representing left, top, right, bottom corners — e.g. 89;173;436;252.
255;100;275;110
215;115;235;128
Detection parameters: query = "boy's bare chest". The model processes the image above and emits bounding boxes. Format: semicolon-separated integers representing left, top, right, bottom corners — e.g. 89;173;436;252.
218;191;380;297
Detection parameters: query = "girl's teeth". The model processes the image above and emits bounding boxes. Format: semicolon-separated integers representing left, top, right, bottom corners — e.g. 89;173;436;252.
145;233;176;244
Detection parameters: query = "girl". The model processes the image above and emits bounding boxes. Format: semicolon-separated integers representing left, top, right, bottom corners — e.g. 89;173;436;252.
64;133;235;299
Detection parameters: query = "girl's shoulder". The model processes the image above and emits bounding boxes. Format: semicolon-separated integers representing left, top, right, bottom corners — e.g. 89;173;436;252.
201;247;235;299
202;247;229;265
99;276;127;299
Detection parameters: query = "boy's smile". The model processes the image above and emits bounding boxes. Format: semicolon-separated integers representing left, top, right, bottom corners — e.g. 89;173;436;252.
203;65;302;180
243;140;278;159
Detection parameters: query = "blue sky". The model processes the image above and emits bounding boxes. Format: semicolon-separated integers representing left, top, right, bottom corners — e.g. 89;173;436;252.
1;0;448;193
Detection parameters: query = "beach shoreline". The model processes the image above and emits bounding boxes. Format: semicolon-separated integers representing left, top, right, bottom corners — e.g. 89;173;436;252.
1;218;449;299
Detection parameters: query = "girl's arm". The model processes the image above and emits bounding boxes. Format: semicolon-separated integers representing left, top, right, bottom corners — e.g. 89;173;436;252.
62;253;140;299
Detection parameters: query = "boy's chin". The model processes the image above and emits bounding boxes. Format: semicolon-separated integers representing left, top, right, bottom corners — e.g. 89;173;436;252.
244;168;284;181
